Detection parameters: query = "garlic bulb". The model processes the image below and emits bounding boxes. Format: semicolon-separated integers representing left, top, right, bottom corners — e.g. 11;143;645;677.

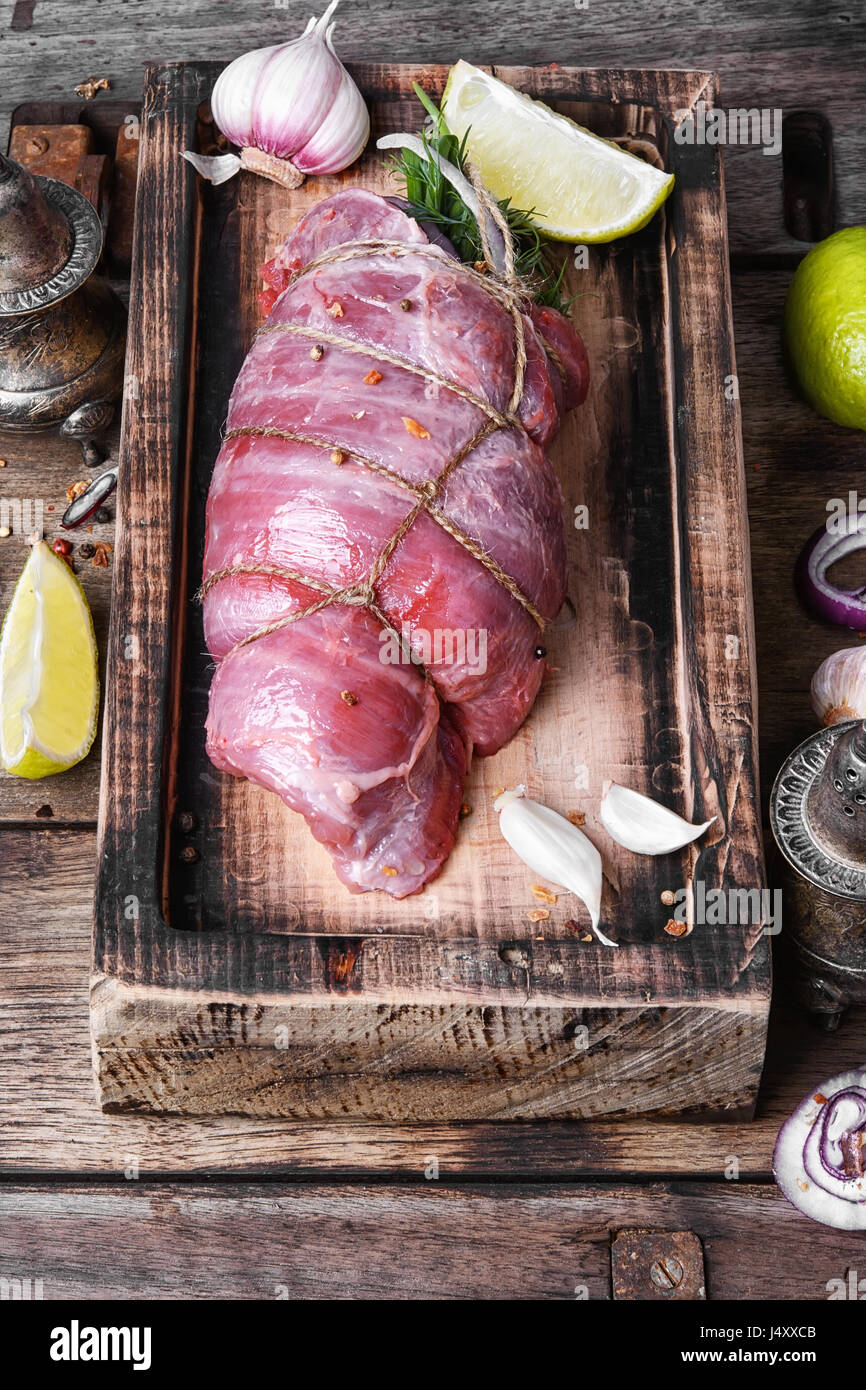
184;0;370;189
494;787;616;947
811;646;866;726
600;783;715;855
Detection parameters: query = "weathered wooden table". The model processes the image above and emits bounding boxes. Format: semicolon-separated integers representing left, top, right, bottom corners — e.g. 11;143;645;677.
1;0;864;1299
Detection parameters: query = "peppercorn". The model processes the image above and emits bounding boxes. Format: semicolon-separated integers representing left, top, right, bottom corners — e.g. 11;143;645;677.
534;645;547;659
399;298;412;311
52;537;72;557
95;507;111;524
179;844;200;864
78;542;95;560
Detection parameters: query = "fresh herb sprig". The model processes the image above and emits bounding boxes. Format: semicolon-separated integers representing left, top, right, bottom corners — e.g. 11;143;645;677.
391;83;571;313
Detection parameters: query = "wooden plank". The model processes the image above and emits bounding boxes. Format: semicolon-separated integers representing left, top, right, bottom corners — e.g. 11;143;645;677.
0;1180;860;1299
91;60;768;1120
2;827;863;1171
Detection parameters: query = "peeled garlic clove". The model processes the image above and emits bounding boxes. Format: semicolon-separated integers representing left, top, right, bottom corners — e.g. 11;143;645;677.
810;646;866;727
600;783;715;855
494;787;616;947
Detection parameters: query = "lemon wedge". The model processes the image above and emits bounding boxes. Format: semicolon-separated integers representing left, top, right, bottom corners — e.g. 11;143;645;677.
441;60;674;243
0;541;99;778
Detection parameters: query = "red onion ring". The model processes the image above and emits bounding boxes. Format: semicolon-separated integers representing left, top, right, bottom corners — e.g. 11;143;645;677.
795;512;866;629
774;1069;866;1228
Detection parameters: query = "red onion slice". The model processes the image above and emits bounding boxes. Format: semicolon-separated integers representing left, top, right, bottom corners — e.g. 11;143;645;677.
774;1068;866;1229
795;512;866;630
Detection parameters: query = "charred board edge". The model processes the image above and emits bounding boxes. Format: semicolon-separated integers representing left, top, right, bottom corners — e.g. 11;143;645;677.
90;974;767;1121
92;62;769;1119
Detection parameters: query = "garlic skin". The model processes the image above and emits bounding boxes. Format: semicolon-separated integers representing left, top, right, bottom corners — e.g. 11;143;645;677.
494;787;616;947
600;782;715;856
811;646;866;727
192;1;370;188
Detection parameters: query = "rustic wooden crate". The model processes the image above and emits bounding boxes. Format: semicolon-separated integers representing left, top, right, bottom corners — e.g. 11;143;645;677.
91;62;770;1120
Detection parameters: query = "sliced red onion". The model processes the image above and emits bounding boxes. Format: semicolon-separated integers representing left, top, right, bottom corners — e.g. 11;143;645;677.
774;1068;866;1229
795;511;866;630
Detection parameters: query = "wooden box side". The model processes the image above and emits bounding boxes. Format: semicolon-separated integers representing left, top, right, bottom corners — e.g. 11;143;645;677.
92;62;769;1118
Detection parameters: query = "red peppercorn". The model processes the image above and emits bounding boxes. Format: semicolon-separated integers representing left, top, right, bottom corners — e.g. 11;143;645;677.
52;538;72;557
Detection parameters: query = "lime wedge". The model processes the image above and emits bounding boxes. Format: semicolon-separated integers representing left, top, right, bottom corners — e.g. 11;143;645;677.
0;541;99;778
441;60;674;243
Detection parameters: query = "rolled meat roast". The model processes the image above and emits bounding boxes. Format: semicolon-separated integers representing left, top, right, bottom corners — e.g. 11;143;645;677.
202;189;588;897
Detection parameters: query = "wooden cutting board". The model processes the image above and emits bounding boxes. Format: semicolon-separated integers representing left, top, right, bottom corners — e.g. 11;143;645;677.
92;61;770;1120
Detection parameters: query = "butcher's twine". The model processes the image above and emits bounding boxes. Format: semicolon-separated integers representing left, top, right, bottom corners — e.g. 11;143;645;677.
201;173;552;661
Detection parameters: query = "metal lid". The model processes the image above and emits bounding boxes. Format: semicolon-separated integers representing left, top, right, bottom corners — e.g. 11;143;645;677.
771;720;866;901
0;152;103;316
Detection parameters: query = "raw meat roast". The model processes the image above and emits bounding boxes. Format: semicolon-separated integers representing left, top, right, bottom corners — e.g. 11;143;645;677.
202;189;588;897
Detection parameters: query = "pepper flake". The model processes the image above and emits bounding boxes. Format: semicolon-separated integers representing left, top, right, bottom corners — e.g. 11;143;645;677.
531;884;557;905
326;301;345;318
402;416;431;439
340;689;358;706
363;369;383;385
664;918;691;938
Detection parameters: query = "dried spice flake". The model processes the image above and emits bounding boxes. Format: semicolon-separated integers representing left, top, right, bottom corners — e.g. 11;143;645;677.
309;344;325;361
531;884;557;905
326;300;345;318
74;76;110;100
459;803;472;818
567;810;586;827
91;541;113;568
527;907;549;923
340;689;358;706
382;865;398;877
402;416;431;439
330;449;346;466
66;479;91;503
664;917;691;938
363;369;383;385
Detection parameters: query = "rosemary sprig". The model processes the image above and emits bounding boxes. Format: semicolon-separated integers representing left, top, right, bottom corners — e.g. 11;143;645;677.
390;83;572;313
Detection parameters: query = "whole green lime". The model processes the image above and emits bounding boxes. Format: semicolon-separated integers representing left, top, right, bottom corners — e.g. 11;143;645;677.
784;226;866;430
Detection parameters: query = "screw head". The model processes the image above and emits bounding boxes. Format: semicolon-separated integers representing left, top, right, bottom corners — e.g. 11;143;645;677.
650;1256;684;1290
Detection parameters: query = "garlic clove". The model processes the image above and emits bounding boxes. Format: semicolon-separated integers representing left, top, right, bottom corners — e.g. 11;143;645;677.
181;152;242;185
297;65;371;174
211;46;273;149
495;787;616;947
810;646;866;727
600;782;715;855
